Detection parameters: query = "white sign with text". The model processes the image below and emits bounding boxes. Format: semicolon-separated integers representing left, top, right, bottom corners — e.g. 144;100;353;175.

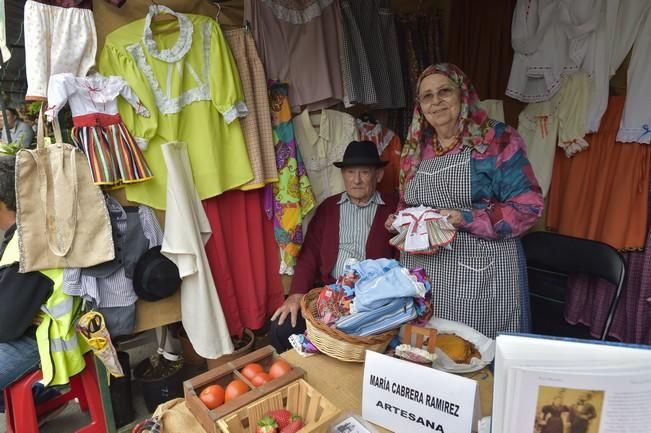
362;351;480;433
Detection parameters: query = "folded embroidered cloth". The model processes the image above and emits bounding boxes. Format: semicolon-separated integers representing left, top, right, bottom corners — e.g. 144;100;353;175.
390;206;456;254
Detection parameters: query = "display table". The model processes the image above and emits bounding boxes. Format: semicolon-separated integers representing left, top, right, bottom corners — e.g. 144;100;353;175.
150;349;494;433
281;350;493;433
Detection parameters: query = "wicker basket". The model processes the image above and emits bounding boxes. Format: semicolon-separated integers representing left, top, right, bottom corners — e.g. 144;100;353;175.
217;379;339;433
300;288;398;362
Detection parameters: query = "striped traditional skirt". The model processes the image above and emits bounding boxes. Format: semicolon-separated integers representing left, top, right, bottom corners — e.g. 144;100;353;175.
71;113;153;186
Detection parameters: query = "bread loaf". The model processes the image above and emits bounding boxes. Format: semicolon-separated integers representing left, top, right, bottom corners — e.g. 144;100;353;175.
436;334;480;364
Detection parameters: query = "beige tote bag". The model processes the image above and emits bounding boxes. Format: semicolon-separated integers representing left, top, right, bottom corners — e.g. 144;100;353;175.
15;110;114;272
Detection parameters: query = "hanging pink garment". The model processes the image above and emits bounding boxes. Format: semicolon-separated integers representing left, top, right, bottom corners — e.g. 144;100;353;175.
564;175;651;344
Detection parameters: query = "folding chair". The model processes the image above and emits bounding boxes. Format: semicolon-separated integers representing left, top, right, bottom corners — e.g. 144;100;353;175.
522;231;625;340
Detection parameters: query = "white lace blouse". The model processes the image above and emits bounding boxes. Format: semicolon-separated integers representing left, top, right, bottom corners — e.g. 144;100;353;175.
45;72;150;120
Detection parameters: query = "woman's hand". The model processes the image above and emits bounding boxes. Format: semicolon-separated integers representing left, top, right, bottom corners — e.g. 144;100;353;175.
439;209;464;228
384;214;398;233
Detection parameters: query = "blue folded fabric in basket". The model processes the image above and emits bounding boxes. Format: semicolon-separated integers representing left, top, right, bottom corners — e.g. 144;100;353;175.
349;258;400;281
335;297;417;336
351;259;425;312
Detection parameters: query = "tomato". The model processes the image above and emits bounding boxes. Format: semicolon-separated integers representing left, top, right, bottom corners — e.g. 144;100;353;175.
199;384;225;409
225;379;249;401
250;372;272;386
240;363;264;380
268;359;292;379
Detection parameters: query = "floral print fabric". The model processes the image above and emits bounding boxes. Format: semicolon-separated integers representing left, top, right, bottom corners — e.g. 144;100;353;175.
265;81;317;274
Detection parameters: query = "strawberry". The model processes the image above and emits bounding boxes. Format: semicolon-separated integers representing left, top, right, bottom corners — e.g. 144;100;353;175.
256;415;278;433
267;409;293;429
280;417;304;433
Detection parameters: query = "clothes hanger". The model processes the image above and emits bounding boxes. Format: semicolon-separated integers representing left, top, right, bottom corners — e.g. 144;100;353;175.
213;0;222;23
359;112;378;125
150;0;180;34
86;66;99;76
210;0;250;31
307;108;324;127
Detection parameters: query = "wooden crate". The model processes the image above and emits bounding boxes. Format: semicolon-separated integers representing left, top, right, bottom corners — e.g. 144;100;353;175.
217;379;340;433
184;345;305;433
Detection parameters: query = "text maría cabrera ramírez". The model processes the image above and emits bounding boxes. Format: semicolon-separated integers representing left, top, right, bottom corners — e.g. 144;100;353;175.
370;374;461;432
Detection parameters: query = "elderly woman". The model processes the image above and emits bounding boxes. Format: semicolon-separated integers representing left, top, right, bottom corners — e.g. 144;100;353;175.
388;63;544;338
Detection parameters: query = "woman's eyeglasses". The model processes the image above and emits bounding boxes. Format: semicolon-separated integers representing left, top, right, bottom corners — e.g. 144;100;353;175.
417;86;458;105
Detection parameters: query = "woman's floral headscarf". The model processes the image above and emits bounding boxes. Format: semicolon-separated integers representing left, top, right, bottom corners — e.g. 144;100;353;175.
399;63;491;199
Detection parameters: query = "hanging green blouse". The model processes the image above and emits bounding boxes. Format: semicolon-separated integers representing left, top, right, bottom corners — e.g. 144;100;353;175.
99;5;253;210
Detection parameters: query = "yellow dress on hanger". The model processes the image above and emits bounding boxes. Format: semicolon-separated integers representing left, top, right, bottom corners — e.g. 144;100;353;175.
99;5;253;210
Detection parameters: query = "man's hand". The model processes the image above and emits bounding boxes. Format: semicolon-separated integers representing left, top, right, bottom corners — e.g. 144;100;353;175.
384;214;398;233
270;294;304;327
439;209;464;228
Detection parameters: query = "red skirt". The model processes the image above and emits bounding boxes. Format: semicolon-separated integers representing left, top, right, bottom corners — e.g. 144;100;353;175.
203;188;285;336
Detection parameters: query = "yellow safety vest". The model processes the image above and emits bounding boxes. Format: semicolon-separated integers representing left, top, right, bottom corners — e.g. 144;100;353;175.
0;234;86;386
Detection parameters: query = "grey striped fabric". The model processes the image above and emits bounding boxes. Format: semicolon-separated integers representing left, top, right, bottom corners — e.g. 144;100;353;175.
340;0;377;106
345;0;405;109
347;0;391;108
63;198;163;308
378;2;405;108
331;192;384;278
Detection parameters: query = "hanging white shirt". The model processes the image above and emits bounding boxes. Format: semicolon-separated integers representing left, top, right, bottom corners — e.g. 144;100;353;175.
582;0;651;139
581;0;620;133
506;0;601;103
160;141;233;359
616;4;651;143
518;72;590;197
478;100;505;123
293;109;359;206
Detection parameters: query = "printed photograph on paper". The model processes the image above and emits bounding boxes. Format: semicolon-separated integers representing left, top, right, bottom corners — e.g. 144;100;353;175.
332;416;374;433
533;386;605;433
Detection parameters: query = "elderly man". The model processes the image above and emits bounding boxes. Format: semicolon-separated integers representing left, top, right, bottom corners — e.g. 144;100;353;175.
1;108;35;147
270;140;397;352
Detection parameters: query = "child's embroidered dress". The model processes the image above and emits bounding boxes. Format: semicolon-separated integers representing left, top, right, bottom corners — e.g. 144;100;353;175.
46;72;153;185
